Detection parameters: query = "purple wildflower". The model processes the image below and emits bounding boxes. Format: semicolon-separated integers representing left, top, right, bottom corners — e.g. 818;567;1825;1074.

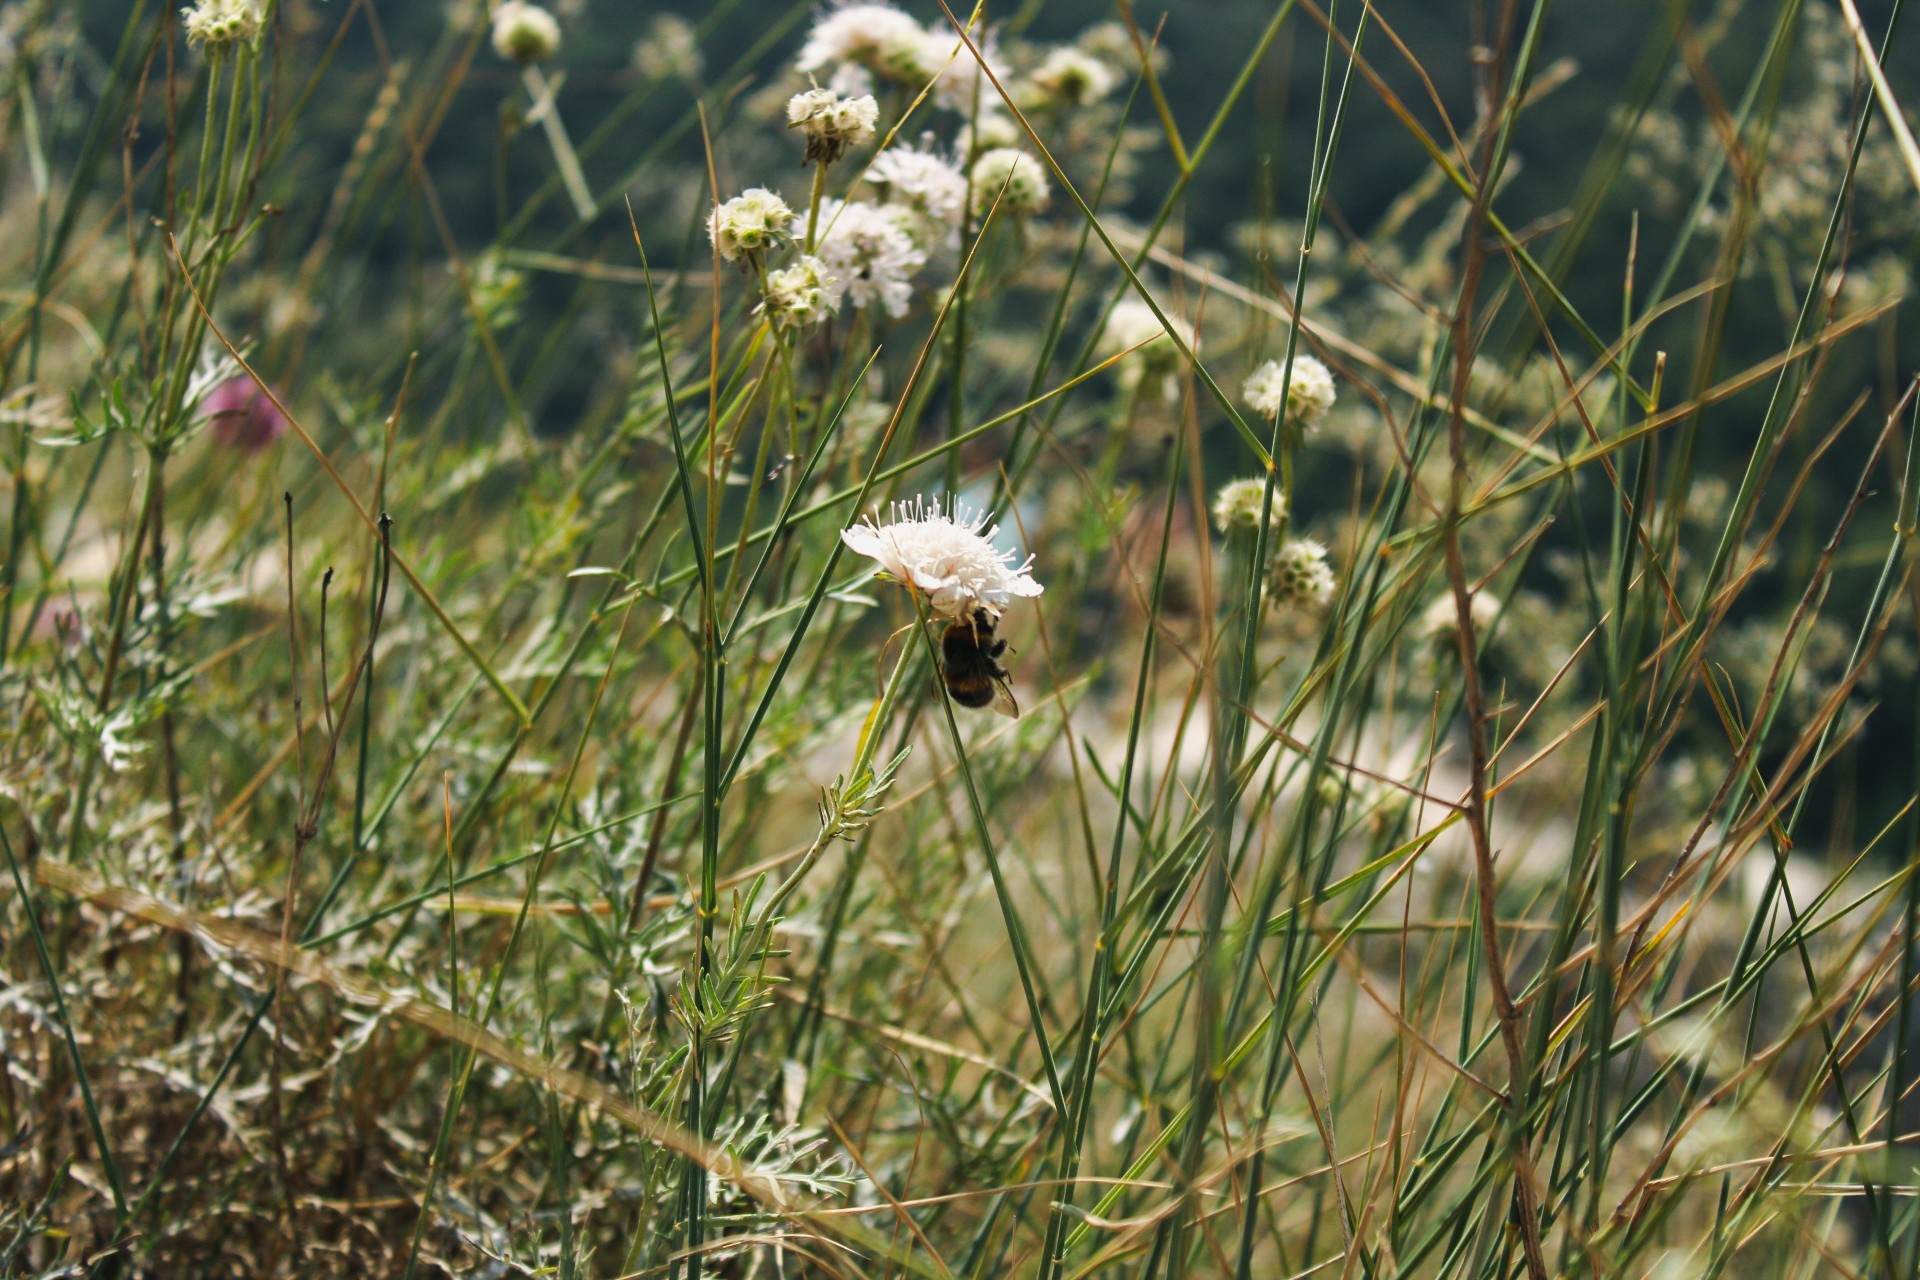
203;377;289;452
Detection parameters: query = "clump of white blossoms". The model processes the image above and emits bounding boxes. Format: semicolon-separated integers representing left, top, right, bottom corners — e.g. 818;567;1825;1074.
1099;297;1194;399
797;3;937;87
708;188;797;267
815;199;926;318
1270;537;1336;611
796;4;1008;114
1419;590;1501;646
868;144;969;239
1244;353;1337;431
970;148;1050;216
491;1;561;63
759;255;842;332
632;13;702;82
1101;298;1172;361
1027;46;1116;108
182;0;264;46
922;29;1008;113
787;88;880;166
841;495;1044;623
1212;478;1285;535
1078;19;1164;75
958;110;1022;157
825;62;877;98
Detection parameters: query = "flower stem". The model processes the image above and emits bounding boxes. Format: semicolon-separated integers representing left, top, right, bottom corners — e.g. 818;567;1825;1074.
758;633;916;929
804;160;827;254
852;628;915;777
523;65;595;221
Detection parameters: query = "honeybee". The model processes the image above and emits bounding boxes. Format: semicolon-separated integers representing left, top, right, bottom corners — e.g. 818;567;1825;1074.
939;607;1019;719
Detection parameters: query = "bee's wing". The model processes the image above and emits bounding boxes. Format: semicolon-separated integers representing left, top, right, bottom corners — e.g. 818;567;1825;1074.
989;675;1020;720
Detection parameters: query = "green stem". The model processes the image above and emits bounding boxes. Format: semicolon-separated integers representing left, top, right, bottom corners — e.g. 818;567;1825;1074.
804;160;827;254
757;632;916;929
523;65;595;221
63;450;163;863
913;600;1067;1117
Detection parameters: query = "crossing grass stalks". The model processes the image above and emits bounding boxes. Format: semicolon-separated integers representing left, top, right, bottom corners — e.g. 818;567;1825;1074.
2;0;1920;1275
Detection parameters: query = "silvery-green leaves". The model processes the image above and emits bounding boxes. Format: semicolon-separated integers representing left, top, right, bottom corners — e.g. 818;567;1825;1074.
815;744;909;843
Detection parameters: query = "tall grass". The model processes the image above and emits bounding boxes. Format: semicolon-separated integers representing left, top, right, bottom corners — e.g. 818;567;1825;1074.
3;0;1919;1275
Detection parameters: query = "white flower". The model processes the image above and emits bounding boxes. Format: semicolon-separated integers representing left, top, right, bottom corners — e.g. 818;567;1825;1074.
1028;47;1115;107
182;0;263;45
707;188;796;266
787;88;880;165
919;27;1007;112
871;144;968;224
1244;354;1336;430
1419;590;1500;644
796;3;934;83
1212;478;1285;535
1100;299;1175;359
759;255;842;331
957;110;1021;157
1099;297;1195;399
970;148;1049;216
797;6;1005;111
491;1;561;63
840;495;1044;623
815;199;926;318
1078;20;1165;74
827;62;875;98
444;0;485;34
632;13;702;81
1271;537;1335;610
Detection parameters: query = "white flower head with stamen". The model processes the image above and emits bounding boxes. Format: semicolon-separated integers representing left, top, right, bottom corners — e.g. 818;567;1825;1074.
970;148;1050;216
708;188;796;267
491;0;561;63
958;110;1021;157
1420;590;1500;645
1270;537;1336;611
1244;354;1336;430
827;62;876;98
1100;299;1173;362
1027;46;1115;108
787;88;879;165
758;255;842;331
796;3;935;83
869;143;969;237
182;0;264;46
1212;478;1285;535
632;13;702;81
919;26;1008;113
1100;296;1195;400
815;198;926;318
841;495;1043;623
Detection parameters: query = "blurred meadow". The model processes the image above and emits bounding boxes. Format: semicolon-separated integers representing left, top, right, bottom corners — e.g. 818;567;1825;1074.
3;0;1920;1275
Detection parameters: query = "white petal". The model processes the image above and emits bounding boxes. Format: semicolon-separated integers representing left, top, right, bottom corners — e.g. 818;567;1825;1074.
840;524;886;558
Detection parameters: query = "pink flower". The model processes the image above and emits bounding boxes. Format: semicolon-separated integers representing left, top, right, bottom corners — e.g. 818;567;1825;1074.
203;377;289;452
